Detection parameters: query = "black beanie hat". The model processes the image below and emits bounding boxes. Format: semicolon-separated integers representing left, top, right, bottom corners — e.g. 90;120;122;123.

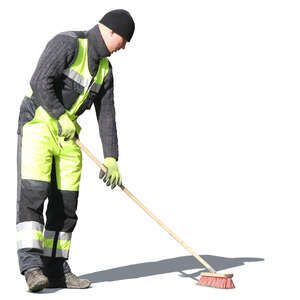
99;9;135;42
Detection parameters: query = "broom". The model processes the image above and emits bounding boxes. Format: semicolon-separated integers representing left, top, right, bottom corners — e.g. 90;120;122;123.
75;138;235;289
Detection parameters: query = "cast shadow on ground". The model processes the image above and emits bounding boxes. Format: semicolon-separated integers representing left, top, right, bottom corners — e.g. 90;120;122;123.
42;254;263;293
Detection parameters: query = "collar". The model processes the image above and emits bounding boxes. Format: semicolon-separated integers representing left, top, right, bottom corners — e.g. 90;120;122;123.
87;25;110;76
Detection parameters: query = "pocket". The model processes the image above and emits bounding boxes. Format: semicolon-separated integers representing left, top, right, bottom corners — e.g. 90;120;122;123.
56;76;84;110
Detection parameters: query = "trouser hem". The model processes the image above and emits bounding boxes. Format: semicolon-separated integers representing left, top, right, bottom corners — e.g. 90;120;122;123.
21;263;44;276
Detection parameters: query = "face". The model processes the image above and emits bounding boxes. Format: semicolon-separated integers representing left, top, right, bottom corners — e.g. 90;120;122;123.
107;31;127;54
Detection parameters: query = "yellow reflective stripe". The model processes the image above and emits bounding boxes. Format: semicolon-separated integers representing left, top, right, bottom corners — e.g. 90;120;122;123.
43;238;54;249
43;239;71;250
57;240;71;250
43;231;72;250
34;230;44;241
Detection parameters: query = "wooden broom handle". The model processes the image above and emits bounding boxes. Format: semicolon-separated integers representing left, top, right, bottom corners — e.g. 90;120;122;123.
75;138;216;274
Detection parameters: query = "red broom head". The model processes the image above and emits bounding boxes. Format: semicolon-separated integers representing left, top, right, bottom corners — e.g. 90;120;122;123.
197;275;235;289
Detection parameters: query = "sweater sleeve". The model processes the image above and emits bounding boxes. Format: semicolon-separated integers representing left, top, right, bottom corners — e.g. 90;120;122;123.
30;34;77;119
94;62;119;160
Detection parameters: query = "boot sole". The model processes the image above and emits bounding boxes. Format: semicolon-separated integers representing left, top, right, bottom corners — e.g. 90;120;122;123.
48;283;91;289
65;282;91;289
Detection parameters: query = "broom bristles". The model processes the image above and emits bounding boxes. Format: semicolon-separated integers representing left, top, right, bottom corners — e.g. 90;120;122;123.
197;275;235;289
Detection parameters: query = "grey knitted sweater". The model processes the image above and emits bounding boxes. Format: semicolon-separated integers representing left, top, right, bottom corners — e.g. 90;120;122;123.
19;25;118;160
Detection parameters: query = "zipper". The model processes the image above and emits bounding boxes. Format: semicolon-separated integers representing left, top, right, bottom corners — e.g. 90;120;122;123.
87;76;96;92
74;77;96;115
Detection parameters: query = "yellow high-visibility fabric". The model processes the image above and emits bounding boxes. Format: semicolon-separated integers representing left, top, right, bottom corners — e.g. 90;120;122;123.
21;107;82;191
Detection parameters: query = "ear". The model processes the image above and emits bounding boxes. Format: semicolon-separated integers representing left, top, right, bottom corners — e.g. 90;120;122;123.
109;29;115;37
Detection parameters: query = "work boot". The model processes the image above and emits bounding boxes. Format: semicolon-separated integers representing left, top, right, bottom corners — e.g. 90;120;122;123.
48;272;91;289
24;267;49;292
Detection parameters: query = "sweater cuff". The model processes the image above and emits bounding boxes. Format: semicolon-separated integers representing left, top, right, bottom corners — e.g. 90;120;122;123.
51;106;66;120
101;135;119;161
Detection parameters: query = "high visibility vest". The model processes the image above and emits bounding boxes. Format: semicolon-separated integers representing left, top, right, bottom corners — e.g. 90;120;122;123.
24;37;110;145
27;37;109;120
62;38;110;120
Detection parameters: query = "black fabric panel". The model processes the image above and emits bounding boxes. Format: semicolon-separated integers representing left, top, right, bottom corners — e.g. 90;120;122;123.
55;75;83;110
17;179;49;225
45;159;79;233
17;97;39;135
41;257;71;277
52;231;60;258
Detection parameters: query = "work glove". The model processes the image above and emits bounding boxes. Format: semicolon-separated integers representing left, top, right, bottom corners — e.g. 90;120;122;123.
99;157;122;189
58;113;76;141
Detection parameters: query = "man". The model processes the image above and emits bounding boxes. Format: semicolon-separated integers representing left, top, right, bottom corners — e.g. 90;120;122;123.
16;9;135;292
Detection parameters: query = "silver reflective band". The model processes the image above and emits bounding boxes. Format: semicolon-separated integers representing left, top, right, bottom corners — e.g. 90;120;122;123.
43;248;52;257
44;230;56;239
56;248;70;259
63;68;90;88
43;247;70;259
43;230;72;258
17;239;43;249
16;221;44;250
58;232;72;241
16;221;43;232
43;230;72;241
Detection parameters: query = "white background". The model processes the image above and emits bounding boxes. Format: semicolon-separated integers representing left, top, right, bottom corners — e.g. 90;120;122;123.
0;0;299;298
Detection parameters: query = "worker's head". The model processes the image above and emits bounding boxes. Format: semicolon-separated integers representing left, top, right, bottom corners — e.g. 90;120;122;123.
98;9;135;54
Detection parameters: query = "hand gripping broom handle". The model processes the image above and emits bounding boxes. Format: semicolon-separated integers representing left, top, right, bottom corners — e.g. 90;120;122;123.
75;138;216;274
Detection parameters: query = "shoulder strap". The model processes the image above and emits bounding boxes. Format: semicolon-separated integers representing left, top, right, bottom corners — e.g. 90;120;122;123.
95;58;110;85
